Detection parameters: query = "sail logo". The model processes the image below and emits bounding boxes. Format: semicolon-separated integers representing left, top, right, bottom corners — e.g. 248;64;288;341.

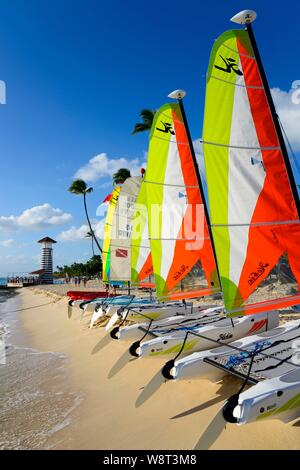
248;319;267;334
218;332;233;341
115;249;128;258
214;55;243;76
248;262;269;286
156;121;175;135
173;264;189;281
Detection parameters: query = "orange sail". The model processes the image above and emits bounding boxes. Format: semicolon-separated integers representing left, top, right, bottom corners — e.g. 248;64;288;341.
144;102;220;300
202;29;300;315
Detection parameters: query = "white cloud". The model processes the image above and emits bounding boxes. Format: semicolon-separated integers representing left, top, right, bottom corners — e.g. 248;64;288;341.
58;219;105;242
0;204;72;233
271;87;300;152
74;152;145;183
0;239;14;247
58;223;91;241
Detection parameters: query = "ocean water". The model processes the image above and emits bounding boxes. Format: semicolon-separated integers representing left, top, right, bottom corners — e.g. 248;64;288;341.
0;289;82;449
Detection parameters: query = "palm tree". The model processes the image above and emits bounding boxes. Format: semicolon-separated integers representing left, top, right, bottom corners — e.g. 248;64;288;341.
112;168;131;185
85;230;95;256
132;109;156;135
68;179;102;254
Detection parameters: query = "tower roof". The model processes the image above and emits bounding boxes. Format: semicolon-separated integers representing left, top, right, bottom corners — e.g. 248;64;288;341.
38;237;57;244
29;269;47;275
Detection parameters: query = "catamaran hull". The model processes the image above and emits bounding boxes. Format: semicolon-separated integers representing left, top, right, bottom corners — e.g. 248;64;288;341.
111;306;223;341
231;368;300;425
134;311;279;359
90;302;186;328
170;319;300;382
90;302;194;329
88;298;155;327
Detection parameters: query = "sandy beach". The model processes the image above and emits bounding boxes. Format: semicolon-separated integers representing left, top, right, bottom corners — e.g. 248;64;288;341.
7;286;296;450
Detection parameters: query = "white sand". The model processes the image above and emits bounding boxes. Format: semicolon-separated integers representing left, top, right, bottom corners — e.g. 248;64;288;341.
20;288;300;450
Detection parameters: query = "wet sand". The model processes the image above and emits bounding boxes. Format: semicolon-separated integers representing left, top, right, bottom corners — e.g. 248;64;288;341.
17;287;300;450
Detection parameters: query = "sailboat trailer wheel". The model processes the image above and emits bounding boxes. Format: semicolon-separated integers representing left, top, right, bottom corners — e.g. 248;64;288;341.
222;394;239;423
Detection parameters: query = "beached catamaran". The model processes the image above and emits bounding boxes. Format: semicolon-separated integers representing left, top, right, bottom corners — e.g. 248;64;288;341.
127;90;278;359
109;176;143;283
102;185;122;284
88;177;156;326
161;10;300;427
67;186;124;315
108;95;231;342
142;97;221;302
88;175;194;328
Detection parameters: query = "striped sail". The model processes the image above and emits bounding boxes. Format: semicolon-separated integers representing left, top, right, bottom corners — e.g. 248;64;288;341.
131;175;153;284
102;186;121;283
109;176;142;281
203;29;300;315
144;103;220;301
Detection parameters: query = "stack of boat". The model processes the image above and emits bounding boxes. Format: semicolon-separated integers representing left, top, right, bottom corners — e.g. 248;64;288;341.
67;10;300;429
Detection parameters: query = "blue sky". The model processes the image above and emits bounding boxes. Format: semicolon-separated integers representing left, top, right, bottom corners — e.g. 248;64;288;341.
0;0;300;275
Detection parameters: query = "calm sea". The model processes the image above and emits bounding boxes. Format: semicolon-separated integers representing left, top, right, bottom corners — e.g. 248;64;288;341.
0;289;82;449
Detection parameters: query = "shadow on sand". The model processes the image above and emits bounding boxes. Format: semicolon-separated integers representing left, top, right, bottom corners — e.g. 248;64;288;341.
135;369;166;408
91;332;112;355
108;348;137;379
192;376;247;449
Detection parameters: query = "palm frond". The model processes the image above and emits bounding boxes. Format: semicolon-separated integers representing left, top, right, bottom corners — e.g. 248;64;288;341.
132;123;150;135
68;179;88;195
112;168;131;184
131;109;156;135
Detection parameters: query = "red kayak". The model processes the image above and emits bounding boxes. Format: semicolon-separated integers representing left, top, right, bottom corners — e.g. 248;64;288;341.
66;291;119;301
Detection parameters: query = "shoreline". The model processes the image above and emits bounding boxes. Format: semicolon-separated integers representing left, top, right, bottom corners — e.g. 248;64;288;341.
15;287;300;449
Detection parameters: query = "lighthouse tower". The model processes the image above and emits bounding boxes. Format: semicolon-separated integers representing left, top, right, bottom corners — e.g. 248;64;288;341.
37;237;57;284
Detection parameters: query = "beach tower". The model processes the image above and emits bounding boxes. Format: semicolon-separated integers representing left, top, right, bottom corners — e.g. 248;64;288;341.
37;237;57;284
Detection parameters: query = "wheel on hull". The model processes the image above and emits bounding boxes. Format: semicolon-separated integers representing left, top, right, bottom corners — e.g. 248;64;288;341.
222;393;239;424
110;327;120;340
161;360;176;380
129;341;141;357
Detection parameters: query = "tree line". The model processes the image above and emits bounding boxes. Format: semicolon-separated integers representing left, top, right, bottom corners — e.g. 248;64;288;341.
54;255;103;278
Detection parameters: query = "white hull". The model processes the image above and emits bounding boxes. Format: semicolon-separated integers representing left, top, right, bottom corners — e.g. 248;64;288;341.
171;319;300;382
113;306;223;341
90;301;194;329
134;311;279;359
233;368;300;425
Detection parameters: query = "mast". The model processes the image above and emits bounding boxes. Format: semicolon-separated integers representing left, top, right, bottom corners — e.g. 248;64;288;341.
168;90;222;289
231;10;300;218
